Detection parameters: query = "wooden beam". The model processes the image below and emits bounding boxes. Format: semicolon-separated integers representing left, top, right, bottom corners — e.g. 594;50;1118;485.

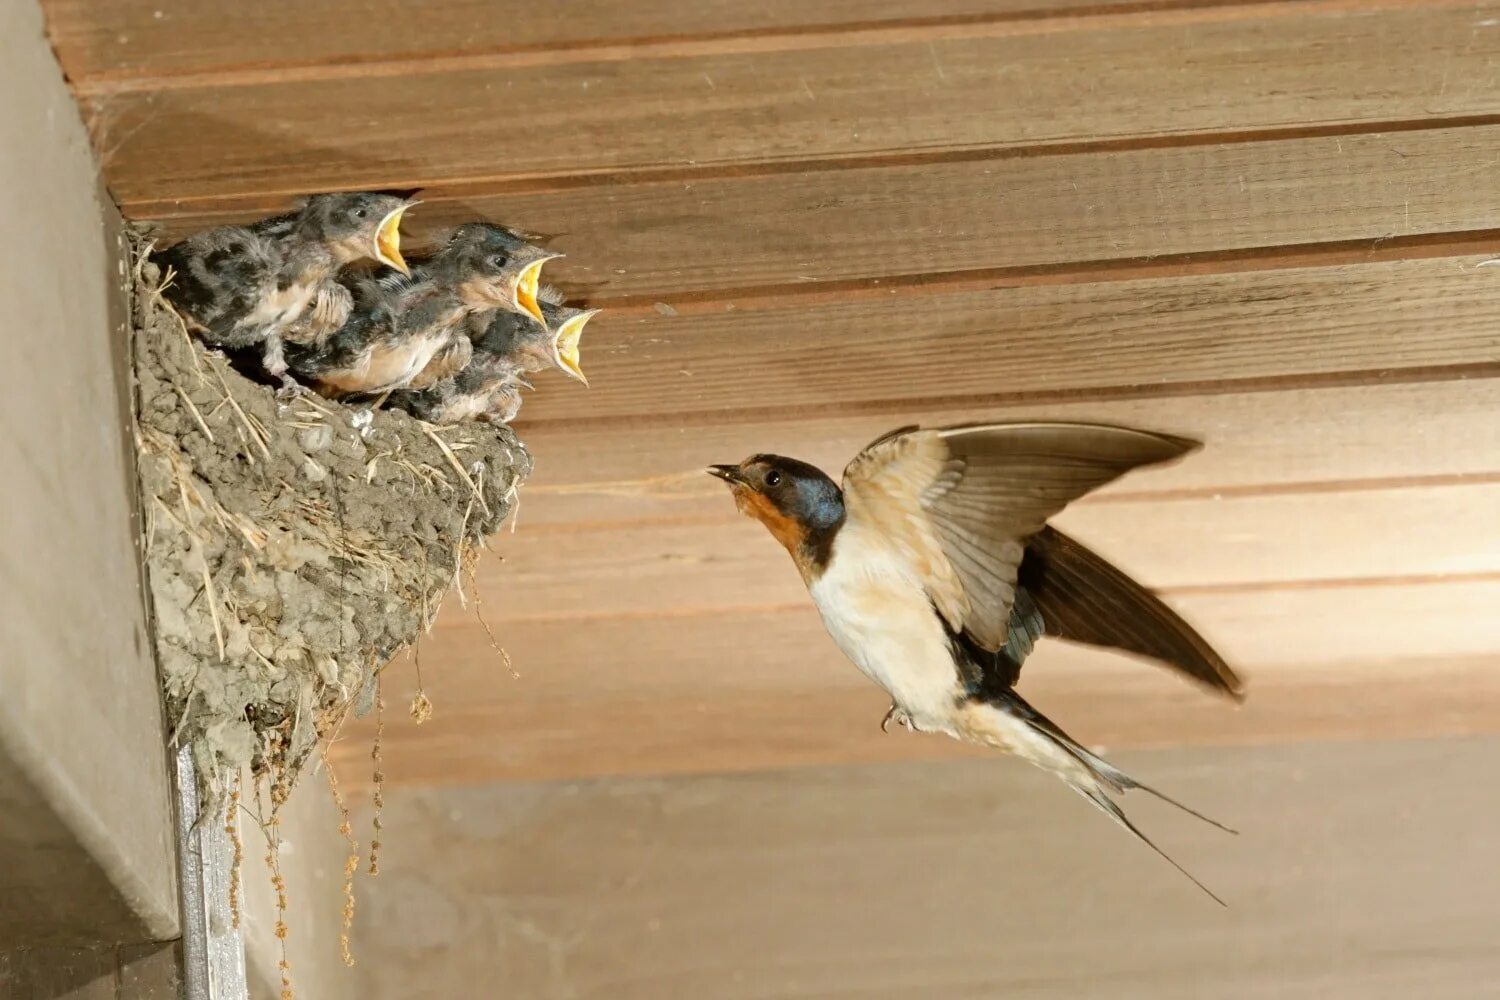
82;1;1500;207
491;254;1500;426
345;739;1500;998
472;482;1500;621
45;0;1174;85
333;579;1500;784
148;126;1500;299
514;379;1500;528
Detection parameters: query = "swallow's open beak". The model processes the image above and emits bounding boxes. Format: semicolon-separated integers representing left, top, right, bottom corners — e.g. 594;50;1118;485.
373;200;418;275
707;464;746;486
552;308;598;386
509;249;563;324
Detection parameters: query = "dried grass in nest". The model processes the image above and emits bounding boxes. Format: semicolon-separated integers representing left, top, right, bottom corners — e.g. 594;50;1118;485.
126;226;532;821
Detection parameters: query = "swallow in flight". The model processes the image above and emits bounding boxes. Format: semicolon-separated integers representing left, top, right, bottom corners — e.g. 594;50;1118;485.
709;421;1245;904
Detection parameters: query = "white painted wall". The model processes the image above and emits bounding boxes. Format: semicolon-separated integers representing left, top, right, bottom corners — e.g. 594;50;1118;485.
0;0;177;945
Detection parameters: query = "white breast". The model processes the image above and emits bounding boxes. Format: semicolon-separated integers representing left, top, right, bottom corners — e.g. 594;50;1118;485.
807;523;964;732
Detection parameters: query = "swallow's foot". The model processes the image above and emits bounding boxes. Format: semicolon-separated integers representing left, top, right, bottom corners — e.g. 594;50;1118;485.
881;704;913;733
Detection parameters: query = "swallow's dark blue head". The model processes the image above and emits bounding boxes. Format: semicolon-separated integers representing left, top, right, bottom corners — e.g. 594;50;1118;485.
708;454;844;566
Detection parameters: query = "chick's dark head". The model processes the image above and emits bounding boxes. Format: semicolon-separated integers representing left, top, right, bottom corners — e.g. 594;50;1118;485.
299;192;415;273
431;223;561;322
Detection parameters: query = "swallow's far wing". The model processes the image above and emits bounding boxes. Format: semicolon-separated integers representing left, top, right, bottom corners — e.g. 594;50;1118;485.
1019;526;1245;699
840;422;1199;653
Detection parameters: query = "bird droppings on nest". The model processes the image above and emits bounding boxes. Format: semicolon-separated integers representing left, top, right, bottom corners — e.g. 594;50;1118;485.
128;223;531;821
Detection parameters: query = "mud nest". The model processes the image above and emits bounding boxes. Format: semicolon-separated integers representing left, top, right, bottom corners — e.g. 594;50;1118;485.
127;229;531;811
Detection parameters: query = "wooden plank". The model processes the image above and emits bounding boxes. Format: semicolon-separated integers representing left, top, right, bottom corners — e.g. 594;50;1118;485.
474;483;1500;621
150;126;1500;298
495;254;1500;425
338;579;1500;784
45;0;1145;84
513;378;1500;528
349;740;1500;999
89;1;1500;208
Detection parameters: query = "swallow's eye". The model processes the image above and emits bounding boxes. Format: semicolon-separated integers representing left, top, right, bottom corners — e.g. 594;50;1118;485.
353;208;368;219
489;254;507;269
764;470;782;487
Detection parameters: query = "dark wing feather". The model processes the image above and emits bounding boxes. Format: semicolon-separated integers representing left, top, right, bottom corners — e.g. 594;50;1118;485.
1016;526;1245;700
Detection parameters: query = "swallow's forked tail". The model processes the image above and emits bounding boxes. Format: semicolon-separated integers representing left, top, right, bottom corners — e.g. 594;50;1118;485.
999;690;1235;906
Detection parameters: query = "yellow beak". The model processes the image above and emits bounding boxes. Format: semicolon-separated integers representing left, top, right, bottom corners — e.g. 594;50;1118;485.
373;201;417;275
553;308;597;386
514;254;561;324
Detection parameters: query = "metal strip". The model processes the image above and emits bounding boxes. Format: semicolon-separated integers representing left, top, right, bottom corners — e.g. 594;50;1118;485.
175;746;248;1000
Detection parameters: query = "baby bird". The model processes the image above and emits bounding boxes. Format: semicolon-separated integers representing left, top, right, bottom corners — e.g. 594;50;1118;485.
536;292;596;388
153;192;413;393
287;223;560;399
387;294;597;424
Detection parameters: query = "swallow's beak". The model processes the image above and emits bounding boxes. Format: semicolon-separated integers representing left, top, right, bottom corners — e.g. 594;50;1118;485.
373;200;418;275
707;464;746;486
552;308;597;386
508;249;563;324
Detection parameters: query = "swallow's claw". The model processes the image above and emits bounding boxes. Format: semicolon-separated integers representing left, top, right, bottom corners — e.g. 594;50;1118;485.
881;704;911;733
275;376;309;402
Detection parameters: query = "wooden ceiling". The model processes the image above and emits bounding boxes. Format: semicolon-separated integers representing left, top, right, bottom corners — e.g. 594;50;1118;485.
47;0;1500;788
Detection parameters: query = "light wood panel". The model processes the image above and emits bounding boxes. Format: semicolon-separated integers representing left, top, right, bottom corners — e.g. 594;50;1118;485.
84;0;1500;208
473;483;1500;621
349;740;1500;999
333;579;1500;784
502;254;1500;425
147;126;1500;296
46;0;1173;85
515;379;1500;527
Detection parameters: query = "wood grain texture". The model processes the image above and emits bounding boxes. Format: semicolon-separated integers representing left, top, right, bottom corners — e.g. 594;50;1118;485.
86;1;1500;207
334;579;1500;784
492;254;1500;426
472;482;1500;621
516;378;1500;527
151;126;1500;298
349;739;1500;999
45;0;1178;84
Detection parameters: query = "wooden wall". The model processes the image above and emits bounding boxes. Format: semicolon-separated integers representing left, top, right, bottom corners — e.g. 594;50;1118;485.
344;738;1500;999
42;0;1500;787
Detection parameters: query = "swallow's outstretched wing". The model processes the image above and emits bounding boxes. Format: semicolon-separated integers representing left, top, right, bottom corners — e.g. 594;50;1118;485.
840;422;1241;696
1020;525;1243;699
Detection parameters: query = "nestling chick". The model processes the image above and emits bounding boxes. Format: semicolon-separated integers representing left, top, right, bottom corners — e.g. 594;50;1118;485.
286;223;560;399
535;290;596;387
387;296;597;425
153;192;413;392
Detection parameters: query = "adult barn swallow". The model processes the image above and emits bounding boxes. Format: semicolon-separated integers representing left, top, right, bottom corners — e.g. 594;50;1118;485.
153;192;413;391
709;421;1244;903
287;224;559;398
